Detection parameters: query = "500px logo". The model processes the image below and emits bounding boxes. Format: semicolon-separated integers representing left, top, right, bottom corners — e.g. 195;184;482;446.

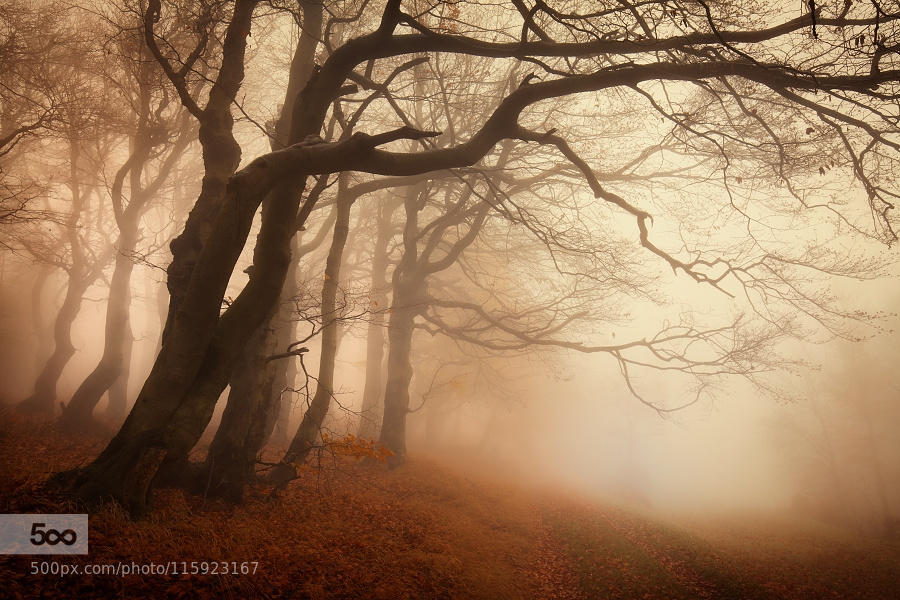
0;514;88;555
30;523;78;546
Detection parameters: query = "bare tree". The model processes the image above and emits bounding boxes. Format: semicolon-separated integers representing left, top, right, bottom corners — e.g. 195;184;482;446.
0;1;68;160
58;7;197;430
15;12;118;414
57;0;899;514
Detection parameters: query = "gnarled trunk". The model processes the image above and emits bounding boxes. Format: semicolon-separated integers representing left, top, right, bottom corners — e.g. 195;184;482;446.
67;0;410;514
201;314;279;501
161;0;258;345
64;0;263;514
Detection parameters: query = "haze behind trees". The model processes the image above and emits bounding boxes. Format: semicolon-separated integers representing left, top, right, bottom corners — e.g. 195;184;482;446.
0;0;897;539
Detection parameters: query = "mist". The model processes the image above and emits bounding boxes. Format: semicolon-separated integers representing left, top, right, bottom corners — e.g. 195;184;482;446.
2;1;899;598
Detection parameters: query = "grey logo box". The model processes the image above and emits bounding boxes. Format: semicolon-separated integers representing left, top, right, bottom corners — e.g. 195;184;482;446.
0;514;88;555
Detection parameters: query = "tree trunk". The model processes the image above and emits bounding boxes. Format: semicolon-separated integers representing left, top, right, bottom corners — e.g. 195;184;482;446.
357;200;394;439
162;0;328;489
18;277;90;414
65;0;391;515
378;290;417;464
30;264;55;374
59;106;189;429
270;236;302;445
19;141;89;415
60;0;266;514
60;224;138;430
154;277;168;357
104;329;133;424
857;401;896;535
377;183;425;464
810;398;858;531
272;187;352;484
232;0;326;448
201;313;279;501
65;166;291;513
161;0;257;345
357;316;386;439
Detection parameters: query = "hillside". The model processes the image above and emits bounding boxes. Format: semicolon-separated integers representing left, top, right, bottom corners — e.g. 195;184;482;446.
1;414;898;599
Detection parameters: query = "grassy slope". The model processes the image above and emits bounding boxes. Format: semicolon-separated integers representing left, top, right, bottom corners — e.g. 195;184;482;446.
1;413;898;599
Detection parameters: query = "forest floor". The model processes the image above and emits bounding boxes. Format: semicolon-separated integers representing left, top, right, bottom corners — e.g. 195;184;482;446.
1;412;898;599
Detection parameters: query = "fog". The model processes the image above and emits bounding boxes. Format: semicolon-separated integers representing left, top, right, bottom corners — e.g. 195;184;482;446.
2;1;899;597
8;253;897;526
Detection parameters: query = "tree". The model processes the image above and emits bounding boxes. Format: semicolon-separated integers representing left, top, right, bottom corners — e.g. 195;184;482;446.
190;0;328;498
14;8;118;414
356;195;399;440
0;1;68;161
61;0;899;514
59;4;197;430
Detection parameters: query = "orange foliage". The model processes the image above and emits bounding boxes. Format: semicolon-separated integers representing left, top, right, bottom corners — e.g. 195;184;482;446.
320;432;394;463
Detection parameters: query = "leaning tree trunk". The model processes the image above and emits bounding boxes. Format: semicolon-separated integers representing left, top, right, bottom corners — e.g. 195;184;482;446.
65;0;415;514
60;0;263;514
232;0;326;448
18;276;91;414
165;0;327;489
69;170;304;514
161;0;256;345
272;188;352;485
60;223;139;430
18;141;90;415
200;313;280;501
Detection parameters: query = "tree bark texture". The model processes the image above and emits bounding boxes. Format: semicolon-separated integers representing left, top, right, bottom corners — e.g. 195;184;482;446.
162;0;258;345
201;312;279;501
